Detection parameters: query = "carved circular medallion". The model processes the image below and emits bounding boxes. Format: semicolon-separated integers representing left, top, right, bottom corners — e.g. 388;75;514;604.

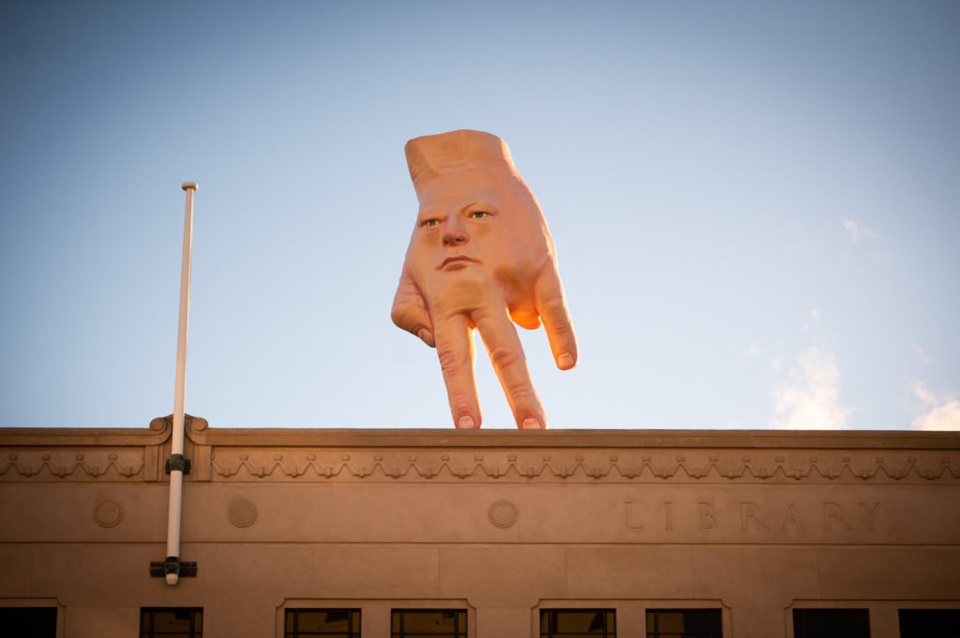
488;500;519;529
94;500;124;528
227;499;258;528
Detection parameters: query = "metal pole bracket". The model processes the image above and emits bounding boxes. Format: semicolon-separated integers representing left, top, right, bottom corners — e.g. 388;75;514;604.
165;453;191;475
150;556;198;578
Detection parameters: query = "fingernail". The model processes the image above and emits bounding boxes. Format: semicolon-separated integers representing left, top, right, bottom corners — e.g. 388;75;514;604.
458;415;477;429
557;352;575;370
521;417;541;429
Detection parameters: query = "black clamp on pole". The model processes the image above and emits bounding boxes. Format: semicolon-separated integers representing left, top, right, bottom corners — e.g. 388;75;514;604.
150;556;198;579
165;453;191;475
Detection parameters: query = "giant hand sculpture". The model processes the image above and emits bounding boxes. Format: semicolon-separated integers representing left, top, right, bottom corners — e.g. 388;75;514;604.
391;130;577;429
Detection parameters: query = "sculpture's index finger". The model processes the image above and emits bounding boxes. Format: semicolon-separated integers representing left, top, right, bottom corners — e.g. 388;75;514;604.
432;313;482;428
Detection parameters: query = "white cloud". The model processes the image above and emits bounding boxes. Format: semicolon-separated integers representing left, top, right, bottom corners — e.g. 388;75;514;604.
842;218;876;243
911;382;960;431
770;346;852;430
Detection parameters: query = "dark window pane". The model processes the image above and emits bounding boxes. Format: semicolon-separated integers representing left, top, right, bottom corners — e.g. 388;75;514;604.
899;610;960;638
140;608;202;638
285;609;360;637
0;607;57;638
541;609;616;637
154;611;193;631
657;612;685;633
794;609;869;638
404;612;456;631
647;609;721;638
391;609;467;637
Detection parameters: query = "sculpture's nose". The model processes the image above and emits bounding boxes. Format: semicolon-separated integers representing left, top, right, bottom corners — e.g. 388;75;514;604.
443;216;469;247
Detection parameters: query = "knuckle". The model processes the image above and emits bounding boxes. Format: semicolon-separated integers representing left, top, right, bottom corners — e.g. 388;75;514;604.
541;306;574;338
487;343;524;370
390;306;408;328
449;395;476;415
505;381;536;404
437;343;470;378
391;306;422;333
539;295;569;319
542;295;566;312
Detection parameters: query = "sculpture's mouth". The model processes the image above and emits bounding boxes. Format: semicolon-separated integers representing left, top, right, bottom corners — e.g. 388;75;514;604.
439;255;479;270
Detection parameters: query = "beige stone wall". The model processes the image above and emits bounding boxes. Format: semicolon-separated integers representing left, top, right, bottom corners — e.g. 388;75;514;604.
1;421;958;637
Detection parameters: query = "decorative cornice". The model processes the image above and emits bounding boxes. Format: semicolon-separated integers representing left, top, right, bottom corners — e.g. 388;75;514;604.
207;448;959;483
1;422;957;483
0;415;205;481
0;449;145;480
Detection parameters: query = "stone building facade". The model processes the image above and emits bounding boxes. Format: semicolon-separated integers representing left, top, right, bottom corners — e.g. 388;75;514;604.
1;418;958;637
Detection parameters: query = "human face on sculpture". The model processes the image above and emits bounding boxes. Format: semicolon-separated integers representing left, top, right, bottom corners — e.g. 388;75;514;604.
406;165;548;323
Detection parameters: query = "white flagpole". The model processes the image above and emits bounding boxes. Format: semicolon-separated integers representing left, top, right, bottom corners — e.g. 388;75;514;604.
165;181;198;585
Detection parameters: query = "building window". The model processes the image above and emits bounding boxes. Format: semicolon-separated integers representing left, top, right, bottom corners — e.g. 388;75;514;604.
793;609;870;638
899;610;960;638
646;609;722;638
0;607;57;638
140;608;203;638
541;609;617;637
285;609;361;637
391;609;467;637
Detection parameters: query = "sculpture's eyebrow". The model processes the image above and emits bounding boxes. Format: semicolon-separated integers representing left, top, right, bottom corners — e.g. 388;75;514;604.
459;200;497;213
417;209;445;221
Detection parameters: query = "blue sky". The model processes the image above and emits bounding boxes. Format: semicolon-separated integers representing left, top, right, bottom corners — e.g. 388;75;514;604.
2;1;958;430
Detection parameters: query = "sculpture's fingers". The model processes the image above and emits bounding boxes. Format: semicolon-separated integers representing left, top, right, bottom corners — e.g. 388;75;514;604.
391;268;435;347
534;265;578;370
433;313;482;429
473;306;546;429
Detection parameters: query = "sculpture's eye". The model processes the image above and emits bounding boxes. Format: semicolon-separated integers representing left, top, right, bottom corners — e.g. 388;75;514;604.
421;218;440;228
469;211;489;220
